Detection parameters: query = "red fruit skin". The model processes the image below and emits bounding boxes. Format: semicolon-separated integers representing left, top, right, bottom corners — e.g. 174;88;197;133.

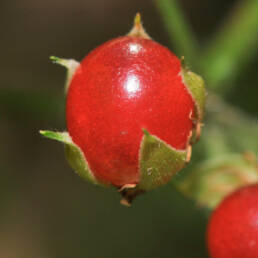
207;184;258;258
66;36;194;187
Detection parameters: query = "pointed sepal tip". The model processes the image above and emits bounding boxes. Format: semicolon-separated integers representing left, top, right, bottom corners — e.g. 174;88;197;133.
128;13;150;39
39;130;104;186
49;56;80;93
134;12;142;28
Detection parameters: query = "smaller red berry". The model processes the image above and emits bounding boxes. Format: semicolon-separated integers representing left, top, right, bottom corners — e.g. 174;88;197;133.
207;184;258;258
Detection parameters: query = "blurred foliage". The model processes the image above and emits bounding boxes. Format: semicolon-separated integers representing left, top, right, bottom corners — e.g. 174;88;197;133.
1;0;258;257
156;0;258;91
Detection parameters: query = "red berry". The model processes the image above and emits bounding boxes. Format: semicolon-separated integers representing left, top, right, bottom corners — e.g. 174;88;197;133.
66;36;195;187
207;184;258;258
41;14;205;204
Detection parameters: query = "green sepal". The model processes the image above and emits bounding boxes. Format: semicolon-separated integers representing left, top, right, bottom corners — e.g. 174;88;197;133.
181;65;206;121
39;130;101;186
50;56;79;93
138;129;187;191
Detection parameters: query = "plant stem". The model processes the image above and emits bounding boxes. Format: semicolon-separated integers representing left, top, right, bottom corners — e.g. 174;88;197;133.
154;0;199;66
200;0;258;91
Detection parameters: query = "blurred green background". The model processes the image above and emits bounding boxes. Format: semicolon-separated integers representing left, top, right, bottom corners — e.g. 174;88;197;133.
1;0;257;257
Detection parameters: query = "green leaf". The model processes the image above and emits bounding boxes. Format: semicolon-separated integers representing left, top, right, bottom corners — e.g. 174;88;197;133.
138;129;187;190
39;130;100;185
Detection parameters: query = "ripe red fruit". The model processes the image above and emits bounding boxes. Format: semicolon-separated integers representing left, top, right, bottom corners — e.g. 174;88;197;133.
40;14;205;204
207;184;258;258
66;36;194;187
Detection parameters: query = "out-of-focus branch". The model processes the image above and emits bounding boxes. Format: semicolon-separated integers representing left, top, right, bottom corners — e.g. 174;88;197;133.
154;0;199;67
200;0;258;91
